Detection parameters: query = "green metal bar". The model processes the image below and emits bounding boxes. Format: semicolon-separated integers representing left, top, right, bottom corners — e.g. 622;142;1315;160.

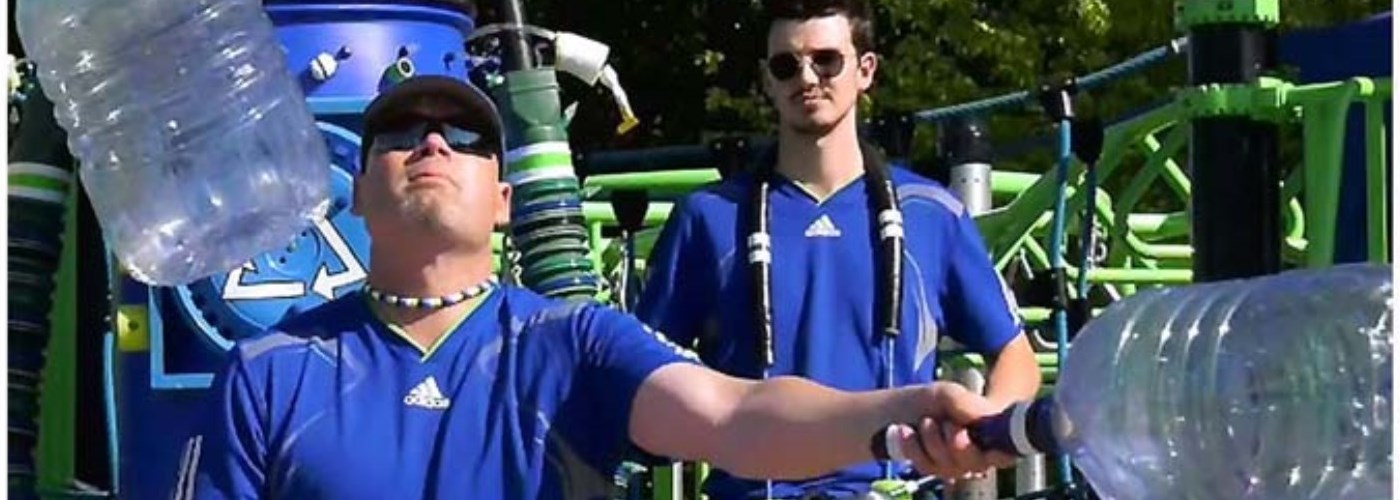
990;171;1040;200
37;187;78;492
1112;215;1193;261
1008;218;1053;270
1019;307;1113;325
979;100;1182;259
587;221;605;268
1156;143;1192;200
1290;80;1366;267
1364;86;1390;263
652;465;679;500
1280;167;1306;243
1113;257;1142;297
1109;128;1188;264
1125;213;1171;235
942;352;1064;370
1067;267;1192;284
1018;308;1051;324
580;201;676;227
1130;212;1190;241
1076;180;1192;261
1104;98;1188;153
1284;199;1307;254
1279;166;1308;265
580;169;720;198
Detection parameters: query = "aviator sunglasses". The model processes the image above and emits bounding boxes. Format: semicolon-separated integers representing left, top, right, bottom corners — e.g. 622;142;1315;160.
766;49;849;81
371;121;494;157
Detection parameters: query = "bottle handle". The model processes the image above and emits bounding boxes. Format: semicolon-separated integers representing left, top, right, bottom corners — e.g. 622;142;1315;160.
968;398;1062;457
872;397;1062;463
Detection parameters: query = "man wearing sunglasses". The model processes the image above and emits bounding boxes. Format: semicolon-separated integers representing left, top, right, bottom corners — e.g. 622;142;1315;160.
181;74;1010;499
637;0;1041;498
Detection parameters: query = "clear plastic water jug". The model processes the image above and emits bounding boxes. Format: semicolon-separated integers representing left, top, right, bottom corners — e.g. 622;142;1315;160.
16;0;331;285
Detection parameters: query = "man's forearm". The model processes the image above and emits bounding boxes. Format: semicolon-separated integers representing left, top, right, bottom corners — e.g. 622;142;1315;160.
705;376;927;480
984;336;1042;409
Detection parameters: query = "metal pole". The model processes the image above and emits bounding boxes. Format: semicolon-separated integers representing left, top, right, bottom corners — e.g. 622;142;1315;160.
498;0;533;70
1181;0;1281;282
941;117;995;215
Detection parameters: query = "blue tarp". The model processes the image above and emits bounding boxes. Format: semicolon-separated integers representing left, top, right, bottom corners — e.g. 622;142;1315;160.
1279;12;1393;263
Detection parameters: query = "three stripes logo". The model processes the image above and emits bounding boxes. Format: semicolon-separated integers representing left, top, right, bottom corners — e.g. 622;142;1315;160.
403;376;451;410
804;214;842;238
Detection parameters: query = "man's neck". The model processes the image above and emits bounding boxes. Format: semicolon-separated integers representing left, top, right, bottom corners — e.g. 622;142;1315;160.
365;240;495;349
774;123;865;200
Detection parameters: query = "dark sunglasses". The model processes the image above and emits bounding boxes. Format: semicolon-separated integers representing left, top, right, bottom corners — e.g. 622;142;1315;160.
766;49;848;81
370;121;493;157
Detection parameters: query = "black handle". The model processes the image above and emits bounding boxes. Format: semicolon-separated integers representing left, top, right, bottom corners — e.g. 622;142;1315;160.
968;397;1064;457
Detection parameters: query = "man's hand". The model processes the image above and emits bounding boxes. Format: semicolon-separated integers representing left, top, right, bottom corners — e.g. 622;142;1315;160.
894;382;1018;480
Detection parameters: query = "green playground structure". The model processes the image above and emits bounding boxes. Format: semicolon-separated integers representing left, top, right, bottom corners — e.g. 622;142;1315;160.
7;0;1392;499
527;72;1393;500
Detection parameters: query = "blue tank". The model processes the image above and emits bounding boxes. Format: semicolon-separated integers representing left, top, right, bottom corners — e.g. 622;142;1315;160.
110;3;477;498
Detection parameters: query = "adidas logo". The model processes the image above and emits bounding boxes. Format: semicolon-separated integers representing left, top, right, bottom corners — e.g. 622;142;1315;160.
804;214;842;238
403;376;451;410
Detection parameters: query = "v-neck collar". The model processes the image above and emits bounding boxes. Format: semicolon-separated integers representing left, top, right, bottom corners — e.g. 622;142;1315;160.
363;288;499;363
772;172;866;207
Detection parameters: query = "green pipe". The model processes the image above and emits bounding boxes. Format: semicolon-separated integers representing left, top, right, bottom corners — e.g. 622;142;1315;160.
580;201;675;227
495;67;599;300
581;169;720;197
980;100;1182;263
1290;80;1362;267
1364;84;1390;263
941;352;1066;371
1068;267;1191;284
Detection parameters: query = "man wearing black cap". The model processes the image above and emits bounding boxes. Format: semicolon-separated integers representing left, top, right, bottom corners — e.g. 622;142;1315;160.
181;75;1008;499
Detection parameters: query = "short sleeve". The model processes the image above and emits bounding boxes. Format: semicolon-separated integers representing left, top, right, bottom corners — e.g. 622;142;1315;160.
579;305;701;406
942;211;1022;354
178;348;268;500
635;197;718;349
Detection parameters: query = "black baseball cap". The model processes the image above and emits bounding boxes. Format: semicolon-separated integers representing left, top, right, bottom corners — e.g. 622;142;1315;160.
360;75;505;169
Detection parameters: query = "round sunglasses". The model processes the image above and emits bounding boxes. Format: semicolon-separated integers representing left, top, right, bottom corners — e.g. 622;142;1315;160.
766;49;851;81
370;121;494;157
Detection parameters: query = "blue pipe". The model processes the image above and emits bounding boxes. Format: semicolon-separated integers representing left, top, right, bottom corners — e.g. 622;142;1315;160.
103;331;121;496
914;37;1189;124
1047;120;1075;487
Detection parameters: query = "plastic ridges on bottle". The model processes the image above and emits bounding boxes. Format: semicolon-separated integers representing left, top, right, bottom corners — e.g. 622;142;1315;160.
973;264;1392;500
16;0;330;285
1065;263;1391;500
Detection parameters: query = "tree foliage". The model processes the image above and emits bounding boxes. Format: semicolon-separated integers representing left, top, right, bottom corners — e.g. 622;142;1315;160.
500;0;1387;175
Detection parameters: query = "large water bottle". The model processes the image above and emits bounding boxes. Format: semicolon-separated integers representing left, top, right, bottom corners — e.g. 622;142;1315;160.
15;0;330;286
970;263;1392;500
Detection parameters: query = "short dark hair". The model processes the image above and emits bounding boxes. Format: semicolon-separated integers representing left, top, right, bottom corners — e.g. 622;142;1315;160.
763;0;875;53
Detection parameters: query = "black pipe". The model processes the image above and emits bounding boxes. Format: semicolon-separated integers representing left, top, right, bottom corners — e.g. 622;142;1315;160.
498;0;533;70
1188;24;1280;281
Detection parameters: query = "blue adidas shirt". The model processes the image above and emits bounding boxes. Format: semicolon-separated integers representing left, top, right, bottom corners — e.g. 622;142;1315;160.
183;285;698;499
637;166;1021;498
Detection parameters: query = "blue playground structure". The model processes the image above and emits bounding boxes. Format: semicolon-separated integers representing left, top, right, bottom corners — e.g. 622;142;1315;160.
6;1;1392;499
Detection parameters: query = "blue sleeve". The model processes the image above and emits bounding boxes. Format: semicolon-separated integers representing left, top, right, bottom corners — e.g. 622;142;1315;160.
942;211;1022;354
635;198;717;349
182;348;267;500
578;305;701;425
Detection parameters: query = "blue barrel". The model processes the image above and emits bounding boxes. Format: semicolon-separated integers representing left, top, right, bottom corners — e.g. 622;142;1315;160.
112;3;476;499
267;0;478;125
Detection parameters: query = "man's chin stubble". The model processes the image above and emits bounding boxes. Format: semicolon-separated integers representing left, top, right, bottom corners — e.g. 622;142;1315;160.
400;199;453;232
788;118;840;137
